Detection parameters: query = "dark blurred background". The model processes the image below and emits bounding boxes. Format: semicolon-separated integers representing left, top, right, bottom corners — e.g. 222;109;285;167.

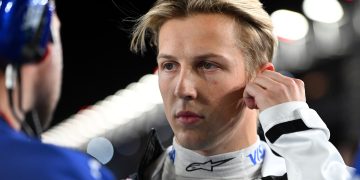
53;0;158;124
51;0;360;179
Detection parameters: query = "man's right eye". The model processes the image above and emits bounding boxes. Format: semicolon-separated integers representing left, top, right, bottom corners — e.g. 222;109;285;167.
163;63;176;71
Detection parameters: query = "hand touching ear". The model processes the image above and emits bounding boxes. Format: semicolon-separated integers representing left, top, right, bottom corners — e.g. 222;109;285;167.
243;64;306;112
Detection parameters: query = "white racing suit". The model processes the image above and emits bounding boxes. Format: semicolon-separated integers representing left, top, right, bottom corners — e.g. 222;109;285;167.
129;102;354;180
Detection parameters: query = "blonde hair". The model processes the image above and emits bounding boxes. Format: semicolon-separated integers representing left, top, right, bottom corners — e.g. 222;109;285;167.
130;0;277;77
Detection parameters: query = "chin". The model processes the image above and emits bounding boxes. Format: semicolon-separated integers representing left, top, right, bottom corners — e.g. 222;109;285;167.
34;98;56;130
34;86;60;130
35;107;53;130
175;132;209;151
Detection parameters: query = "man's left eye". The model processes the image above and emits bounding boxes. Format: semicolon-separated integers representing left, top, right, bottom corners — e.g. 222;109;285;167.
200;62;217;70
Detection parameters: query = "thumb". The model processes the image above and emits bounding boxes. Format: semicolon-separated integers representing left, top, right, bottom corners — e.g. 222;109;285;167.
243;86;258;110
243;62;274;109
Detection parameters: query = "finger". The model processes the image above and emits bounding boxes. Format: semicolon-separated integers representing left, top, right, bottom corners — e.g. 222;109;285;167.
293;78;305;89
262;70;290;83
243;96;257;110
262;70;300;89
253;74;282;90
293;78;306;101
243;82;266;109
243;82;266;98
262;70;306;101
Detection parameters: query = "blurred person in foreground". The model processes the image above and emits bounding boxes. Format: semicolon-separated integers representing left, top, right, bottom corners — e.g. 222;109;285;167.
353;146;360;179
0;0;114;179
128;0;354;179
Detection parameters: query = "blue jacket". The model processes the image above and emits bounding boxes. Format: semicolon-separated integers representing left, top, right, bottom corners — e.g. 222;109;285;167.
0;118;115;180
355;148;360;178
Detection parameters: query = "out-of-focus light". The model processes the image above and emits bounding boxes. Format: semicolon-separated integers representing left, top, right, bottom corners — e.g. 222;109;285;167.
312;22;342;57
42;74;164;149
5;2;13;13
303;0;344;24
354;6;360;36
271;9;309;41
87;137;114;165
274;38;312;72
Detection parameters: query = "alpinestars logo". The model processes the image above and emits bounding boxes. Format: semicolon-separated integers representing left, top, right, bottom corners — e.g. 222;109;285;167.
186;157;235;172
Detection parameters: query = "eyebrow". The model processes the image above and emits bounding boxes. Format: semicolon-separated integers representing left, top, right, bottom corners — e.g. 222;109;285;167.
157;53;230;62
157;54;176;61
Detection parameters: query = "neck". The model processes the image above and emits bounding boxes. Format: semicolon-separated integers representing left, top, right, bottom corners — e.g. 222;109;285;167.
231;108;259;149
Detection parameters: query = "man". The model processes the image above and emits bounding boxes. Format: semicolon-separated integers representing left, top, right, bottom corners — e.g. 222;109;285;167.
354;148;360;179
129;0;352;179
0;0;114;179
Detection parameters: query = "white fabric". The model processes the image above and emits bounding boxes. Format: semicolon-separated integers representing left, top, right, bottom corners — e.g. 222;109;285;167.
157;101;354;179
170;137;264;179
259;101;353;180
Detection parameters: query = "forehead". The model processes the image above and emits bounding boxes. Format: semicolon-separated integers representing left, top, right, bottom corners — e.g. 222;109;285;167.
158;14;240;56
159;13;237;39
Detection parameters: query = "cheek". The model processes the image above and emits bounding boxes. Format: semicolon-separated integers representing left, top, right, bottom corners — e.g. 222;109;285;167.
209;80;245;114
158;73;177;97
211;80;219;88
158;77;172;112
158;78;168;100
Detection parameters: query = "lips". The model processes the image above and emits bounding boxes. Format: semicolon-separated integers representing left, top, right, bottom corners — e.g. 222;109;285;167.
175;111;204;125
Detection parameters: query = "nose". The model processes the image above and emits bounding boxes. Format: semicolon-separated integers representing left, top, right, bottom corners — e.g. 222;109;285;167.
174;69;197;100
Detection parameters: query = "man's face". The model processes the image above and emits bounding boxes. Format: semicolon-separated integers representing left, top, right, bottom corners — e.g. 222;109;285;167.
34;14;63;129
158;14;250;154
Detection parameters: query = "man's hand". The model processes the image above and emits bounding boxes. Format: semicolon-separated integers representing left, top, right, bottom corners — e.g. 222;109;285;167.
243;70;306;112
